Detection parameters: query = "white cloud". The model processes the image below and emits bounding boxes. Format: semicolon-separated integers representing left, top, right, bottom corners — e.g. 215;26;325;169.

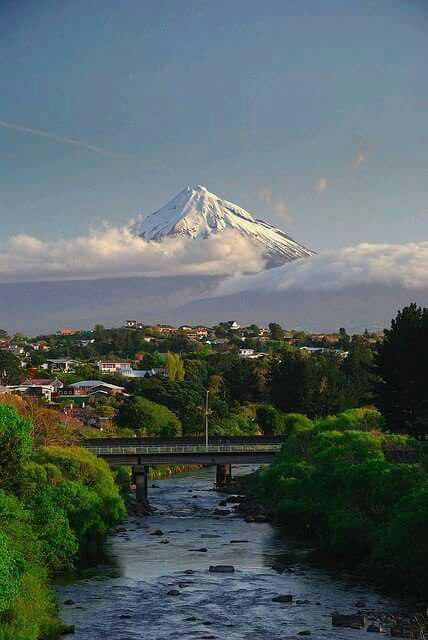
217;241;428;296
353;150;367;168
315;177;329;193
0;225;266;282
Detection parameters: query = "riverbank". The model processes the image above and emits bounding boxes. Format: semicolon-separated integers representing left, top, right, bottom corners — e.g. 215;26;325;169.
251;426;428;602
0;421;125;640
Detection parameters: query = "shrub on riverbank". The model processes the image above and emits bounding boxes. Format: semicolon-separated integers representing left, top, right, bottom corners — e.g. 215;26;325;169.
257;415;428;596
0;405;125;639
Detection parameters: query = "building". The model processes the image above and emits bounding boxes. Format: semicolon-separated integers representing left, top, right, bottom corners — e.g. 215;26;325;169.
119;367;167;378
62;380;125;398
125;320;145;329
0;343;26;357
57;328;78;336
96;360;131;374
43;359;77;373
7;383;55;402
239;348;255;358
23;378;64;391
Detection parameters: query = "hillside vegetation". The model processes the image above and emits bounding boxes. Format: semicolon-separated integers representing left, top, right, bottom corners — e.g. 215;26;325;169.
0;405;125;639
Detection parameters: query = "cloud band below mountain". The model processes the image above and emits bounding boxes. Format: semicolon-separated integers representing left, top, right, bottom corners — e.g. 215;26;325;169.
1;226;428;297
0;226;266;282
216;241;428;295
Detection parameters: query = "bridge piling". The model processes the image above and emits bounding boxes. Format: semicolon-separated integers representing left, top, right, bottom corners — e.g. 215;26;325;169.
134;465;149;503
216;463;232;487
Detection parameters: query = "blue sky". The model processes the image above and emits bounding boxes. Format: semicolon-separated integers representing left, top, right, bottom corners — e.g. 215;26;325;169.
1;0;427;253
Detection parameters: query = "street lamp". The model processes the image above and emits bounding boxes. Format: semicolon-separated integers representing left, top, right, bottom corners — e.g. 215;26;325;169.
205;389;210;448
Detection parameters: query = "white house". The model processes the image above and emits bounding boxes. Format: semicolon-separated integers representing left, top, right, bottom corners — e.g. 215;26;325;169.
239;348;255;358
43;359;77;372
96;360;131;374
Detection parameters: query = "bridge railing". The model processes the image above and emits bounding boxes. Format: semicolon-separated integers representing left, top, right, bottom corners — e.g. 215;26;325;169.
86;443;282;456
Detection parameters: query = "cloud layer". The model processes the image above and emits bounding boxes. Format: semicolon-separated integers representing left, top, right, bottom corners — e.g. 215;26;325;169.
1;222;428;304
217;241;428;296
0;226;266;282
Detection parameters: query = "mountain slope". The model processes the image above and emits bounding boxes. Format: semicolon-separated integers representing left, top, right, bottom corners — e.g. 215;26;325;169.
132;185;315;267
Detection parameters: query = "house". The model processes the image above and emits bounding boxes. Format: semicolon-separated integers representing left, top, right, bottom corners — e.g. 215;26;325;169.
68;380;125;396
239;348;255;358
153;325;177;335
31;340;50;351
23;378;64;391
96;360;131;374
78;339;95;347
230;321;240;330
7;384;55;402
179;326;209;340
125;320;145;329
119;367;167;378
43;359;77;373
57;328;77;336
300;346;348;358
0;343;26;357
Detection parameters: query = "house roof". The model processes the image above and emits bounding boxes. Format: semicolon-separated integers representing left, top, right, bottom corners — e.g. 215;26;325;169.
70;380;124;390
23;378;62;386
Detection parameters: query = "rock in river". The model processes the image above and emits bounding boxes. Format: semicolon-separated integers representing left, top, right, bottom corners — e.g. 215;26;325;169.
272;594;293;603
209;565;235;573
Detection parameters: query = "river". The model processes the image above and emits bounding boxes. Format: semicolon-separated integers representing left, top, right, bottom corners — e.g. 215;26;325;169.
56;466;408;639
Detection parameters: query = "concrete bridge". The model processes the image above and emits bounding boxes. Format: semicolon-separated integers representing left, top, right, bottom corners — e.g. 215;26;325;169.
84;436;283;502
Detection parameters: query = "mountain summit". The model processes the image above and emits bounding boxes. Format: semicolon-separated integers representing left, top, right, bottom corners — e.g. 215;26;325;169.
132;185;315;267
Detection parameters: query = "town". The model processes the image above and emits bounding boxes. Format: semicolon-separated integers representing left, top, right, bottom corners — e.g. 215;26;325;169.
0;319;384;438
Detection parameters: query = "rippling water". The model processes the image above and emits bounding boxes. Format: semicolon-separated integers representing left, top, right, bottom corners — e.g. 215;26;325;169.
56;466;406;639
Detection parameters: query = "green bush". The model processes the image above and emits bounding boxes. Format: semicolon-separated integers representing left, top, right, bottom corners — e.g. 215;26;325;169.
0;406;125;637
0;406;32;491
212;412;258;436
116;396;182;436
257;420;428;595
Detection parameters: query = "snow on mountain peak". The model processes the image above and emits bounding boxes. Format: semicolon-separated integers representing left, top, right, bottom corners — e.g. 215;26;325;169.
132;185;315;267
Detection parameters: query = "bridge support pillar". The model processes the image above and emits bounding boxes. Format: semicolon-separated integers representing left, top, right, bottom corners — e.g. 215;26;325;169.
216;463;232;487
134;465;149;503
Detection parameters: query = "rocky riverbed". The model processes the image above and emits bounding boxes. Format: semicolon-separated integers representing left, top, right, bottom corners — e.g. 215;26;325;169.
56;466;417;639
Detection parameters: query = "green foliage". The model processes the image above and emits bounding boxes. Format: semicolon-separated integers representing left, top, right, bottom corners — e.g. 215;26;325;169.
269;345;374;418
373;483;428;593
282;413;313;434
316;408;385;433
116;396;182;436
374;303;428;438
269;322;284;340
114;466;131;501
166;352;185;381
0;406;32;491
256;404;286;436
257;419;428;595
0;531;24;615
212;412;258;436
126;378;206;435
0;352;22;385
0;413;125;638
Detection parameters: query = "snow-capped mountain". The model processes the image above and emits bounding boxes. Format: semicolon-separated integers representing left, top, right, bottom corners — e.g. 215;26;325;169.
132;185;315;267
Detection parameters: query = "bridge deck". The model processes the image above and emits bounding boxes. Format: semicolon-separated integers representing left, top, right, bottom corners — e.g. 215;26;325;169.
84;439;283;466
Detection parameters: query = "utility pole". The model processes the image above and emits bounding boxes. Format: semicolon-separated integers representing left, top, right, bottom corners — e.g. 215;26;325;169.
205;389;210;448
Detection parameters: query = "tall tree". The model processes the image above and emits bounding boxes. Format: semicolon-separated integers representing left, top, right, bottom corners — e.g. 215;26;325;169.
374;304;428;438
166;352;185;381
0;351;22;385
269;322;284;341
